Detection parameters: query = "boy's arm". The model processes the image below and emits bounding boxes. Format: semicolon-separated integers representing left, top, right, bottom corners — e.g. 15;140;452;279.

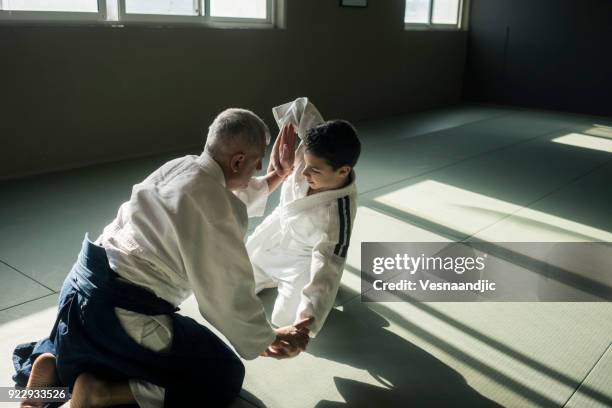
296;236;346;336
295;206;352;336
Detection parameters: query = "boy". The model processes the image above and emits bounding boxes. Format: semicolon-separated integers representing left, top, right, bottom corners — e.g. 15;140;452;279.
247;97;361;336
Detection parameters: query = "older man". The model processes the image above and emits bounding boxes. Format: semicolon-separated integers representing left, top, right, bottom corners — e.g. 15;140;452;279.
13;108;310;408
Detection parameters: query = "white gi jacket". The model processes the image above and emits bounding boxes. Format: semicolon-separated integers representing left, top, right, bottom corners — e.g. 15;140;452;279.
246;98;357;336
97;152;276;360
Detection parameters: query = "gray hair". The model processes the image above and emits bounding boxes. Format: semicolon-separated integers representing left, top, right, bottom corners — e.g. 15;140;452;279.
205;108;270;157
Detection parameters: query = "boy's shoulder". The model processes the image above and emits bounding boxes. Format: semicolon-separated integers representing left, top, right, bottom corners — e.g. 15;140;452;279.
305;193;356;232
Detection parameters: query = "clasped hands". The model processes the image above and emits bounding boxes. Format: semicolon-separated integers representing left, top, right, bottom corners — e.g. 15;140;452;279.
268;124;297;179
261;316;313;359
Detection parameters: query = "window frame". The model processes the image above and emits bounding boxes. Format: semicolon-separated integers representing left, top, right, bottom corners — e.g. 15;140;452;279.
118;0;274;28
0;0;282;29
0;0;108;22
404;0;470;31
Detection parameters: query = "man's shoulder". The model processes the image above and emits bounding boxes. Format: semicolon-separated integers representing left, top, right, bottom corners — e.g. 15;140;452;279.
137;155;230;207
152;155;220;191
141;155;196;186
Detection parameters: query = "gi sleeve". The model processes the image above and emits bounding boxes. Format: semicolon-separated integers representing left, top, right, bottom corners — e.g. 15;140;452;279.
296;206;350;336
178;193;276;359
233;176;269;218
272;97;324;140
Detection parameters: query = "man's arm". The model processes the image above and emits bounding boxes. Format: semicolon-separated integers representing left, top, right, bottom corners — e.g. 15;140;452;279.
176;188;311;359
232;176;269;218
262;170;287;194
180;212;277;359
233;125;297;214
267;124;297;186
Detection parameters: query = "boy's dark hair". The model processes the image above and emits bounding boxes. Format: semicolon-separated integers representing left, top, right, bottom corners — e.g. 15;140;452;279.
304;120;361;170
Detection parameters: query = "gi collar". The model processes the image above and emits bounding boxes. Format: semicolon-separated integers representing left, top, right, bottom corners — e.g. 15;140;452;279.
197;150;226;188
284;171;357;216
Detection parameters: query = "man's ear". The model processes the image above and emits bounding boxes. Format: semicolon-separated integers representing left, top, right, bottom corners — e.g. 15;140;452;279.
230;153;246;173
338;165;351;178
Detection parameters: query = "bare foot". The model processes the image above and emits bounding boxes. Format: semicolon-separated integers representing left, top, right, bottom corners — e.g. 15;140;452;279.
65;373;106;408
26;352;58;388
63;372;135;408
21;352;58;408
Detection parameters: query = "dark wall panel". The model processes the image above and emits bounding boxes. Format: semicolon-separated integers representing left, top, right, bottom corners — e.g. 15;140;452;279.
464;0;612;117
0;0;467;179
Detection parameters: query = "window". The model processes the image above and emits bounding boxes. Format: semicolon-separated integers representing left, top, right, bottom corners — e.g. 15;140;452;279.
0;0;277;27
0;0;105;21
405;0;466;29
125;0;198;16
210;0;267;19
0;0;98;12
119;0;272;25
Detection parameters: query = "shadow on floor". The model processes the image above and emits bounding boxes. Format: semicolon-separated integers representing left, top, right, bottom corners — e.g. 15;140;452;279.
313;306;501;407
341;261;612;407
257;290;501;407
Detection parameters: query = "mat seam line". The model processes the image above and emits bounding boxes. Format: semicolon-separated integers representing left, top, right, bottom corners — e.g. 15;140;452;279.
359;124;577;197
464;156;612;240
0;259;57;293
0;293;57;313
561;342;612;407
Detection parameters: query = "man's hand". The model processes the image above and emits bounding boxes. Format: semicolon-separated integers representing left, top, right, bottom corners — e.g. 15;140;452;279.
268;124;297;179
261;317;314;359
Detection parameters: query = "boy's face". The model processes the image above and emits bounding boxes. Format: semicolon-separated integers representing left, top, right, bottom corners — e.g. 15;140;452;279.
301;151;351;193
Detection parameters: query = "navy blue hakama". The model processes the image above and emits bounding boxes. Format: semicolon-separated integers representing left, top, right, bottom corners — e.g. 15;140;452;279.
13;236;245;407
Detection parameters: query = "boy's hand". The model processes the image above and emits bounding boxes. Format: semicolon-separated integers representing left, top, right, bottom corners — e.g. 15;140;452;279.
275;317;312;351
268;124;296;179
260;345;291;359
293;316;313;334
261;317;314;359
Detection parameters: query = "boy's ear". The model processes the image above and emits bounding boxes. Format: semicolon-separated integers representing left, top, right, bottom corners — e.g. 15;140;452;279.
337;165;351;178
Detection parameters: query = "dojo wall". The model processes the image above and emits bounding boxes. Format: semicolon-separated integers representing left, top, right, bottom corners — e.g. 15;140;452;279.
0;0;467;180
464;0;612;117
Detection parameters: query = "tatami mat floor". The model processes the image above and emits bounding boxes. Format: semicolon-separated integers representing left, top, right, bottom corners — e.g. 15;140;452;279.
1;104;610;407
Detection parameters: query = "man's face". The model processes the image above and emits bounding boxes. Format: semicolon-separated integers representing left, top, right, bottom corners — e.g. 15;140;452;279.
301;151;349;193
230;146;265;190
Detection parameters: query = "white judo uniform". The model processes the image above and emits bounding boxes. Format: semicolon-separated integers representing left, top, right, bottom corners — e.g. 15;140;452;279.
96;152;275;408
246;98;358;336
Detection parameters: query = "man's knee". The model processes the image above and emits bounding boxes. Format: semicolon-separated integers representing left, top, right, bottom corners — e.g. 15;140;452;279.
226;356;245;393
213;356;245;405
165;356;245;406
